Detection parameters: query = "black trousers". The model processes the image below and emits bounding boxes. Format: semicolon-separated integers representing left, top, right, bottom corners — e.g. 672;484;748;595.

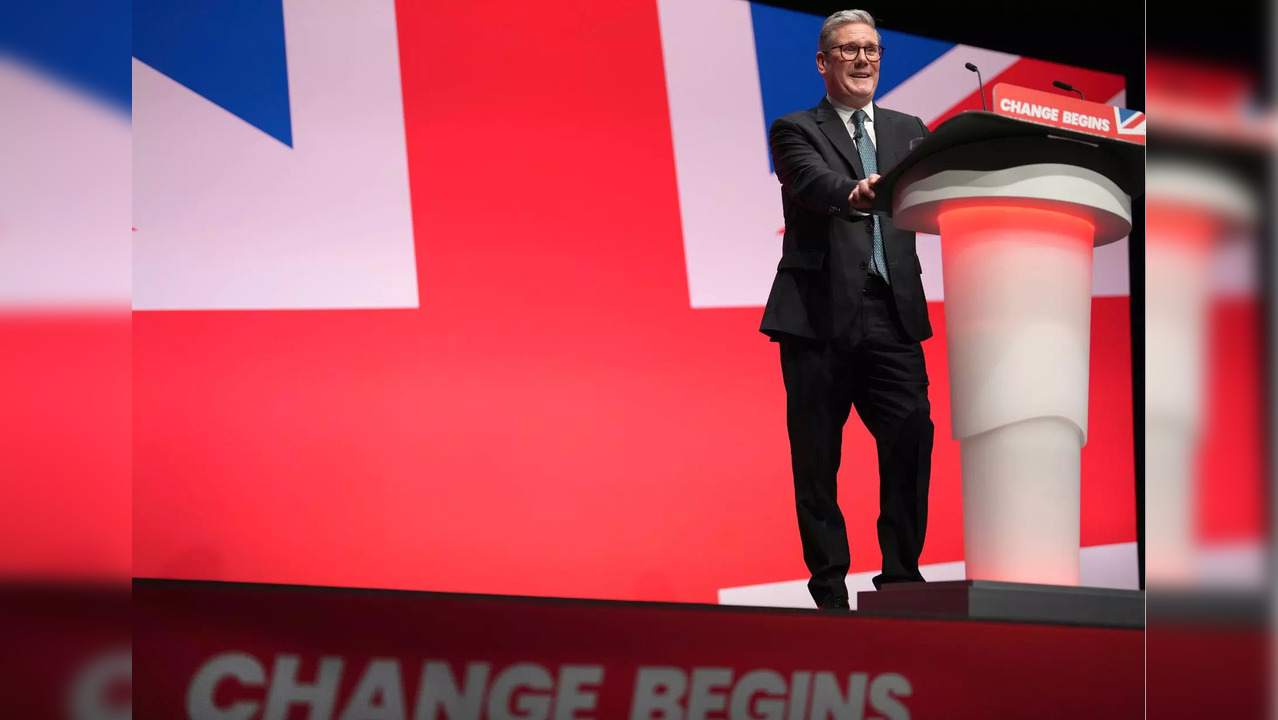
779;274;933;606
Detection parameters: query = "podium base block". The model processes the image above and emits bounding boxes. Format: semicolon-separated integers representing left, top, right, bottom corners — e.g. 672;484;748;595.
856;580;1144;628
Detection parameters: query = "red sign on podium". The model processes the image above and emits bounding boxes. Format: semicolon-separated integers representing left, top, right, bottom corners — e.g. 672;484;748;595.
992;83;1146;145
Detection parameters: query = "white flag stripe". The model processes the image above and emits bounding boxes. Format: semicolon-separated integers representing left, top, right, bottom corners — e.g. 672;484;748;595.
877;44;1021;124
133;0;419;311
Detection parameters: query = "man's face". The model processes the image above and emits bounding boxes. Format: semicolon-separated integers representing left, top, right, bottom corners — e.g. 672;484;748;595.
817;22;880;107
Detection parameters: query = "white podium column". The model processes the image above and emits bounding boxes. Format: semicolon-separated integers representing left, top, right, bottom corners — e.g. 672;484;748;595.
939;205;1095;584
1143;160;1256;586
894;158;1133;586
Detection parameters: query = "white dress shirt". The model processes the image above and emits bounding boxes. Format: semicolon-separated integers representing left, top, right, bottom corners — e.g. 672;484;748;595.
826;95;877;151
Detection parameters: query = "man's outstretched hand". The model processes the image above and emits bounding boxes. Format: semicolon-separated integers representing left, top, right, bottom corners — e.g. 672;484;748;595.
848;173;881;211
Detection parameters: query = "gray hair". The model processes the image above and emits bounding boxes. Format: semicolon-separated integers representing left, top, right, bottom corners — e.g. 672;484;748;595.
818;9;880;51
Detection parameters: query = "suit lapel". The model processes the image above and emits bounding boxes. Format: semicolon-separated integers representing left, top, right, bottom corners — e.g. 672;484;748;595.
814;99;866;180
872;103;901;173
869;105;910;269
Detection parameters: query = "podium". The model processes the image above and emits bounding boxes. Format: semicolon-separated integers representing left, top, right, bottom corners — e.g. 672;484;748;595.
856;103;1144;627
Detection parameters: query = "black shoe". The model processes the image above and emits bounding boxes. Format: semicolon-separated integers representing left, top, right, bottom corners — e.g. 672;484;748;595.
817;596;850;611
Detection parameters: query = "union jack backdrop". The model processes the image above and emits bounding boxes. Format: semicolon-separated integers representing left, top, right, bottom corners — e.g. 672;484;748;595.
124;0;1155;605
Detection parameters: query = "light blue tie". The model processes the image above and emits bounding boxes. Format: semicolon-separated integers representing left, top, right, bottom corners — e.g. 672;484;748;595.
851;109;888;284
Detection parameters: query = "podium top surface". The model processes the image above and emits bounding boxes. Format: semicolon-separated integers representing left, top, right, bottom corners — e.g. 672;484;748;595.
871;111;1145;215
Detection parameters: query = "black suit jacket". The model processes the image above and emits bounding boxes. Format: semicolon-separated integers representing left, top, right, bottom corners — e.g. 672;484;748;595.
760;98;933;343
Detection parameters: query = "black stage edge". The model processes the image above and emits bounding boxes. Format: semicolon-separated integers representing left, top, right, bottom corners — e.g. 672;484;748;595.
857;580;1145;629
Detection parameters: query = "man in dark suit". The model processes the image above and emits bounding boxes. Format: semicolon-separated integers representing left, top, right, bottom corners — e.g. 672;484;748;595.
760;9;934;610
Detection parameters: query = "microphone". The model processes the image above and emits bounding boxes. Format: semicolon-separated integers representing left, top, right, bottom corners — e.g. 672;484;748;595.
1053;80;1085;101
964;62;987;111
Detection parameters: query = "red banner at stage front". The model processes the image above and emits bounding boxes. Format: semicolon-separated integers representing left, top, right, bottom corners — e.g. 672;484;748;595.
133;580;1142;720
992;83;1146;145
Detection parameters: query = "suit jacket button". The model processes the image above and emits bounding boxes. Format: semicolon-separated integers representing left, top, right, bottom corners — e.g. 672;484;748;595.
864;221;874;233
829;206;839;214
859;261;868;270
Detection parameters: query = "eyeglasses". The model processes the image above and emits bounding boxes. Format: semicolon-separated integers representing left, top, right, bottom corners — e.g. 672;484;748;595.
823;43;884;62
